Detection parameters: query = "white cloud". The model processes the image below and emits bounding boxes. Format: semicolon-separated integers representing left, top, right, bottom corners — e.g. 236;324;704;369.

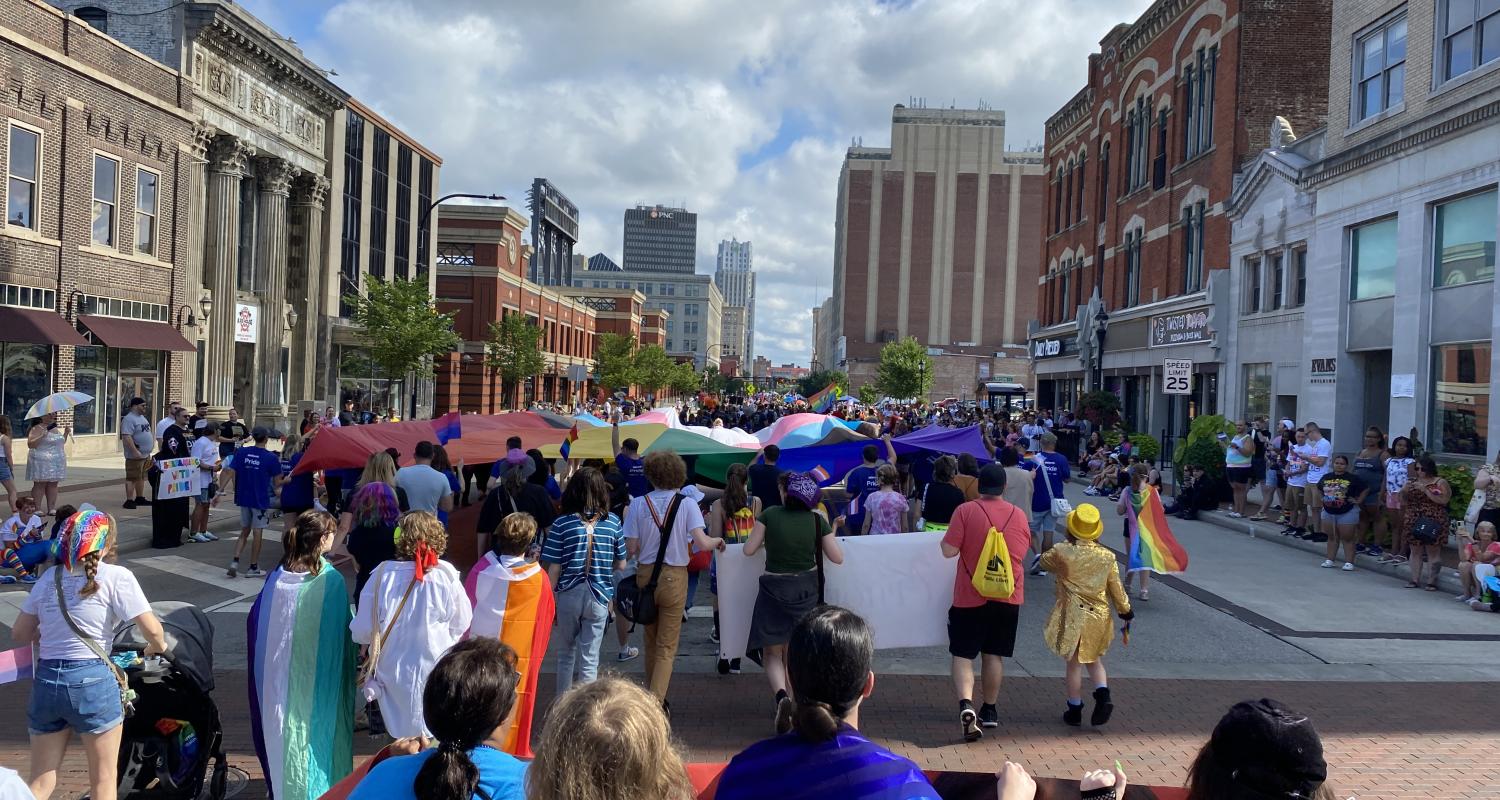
279;0;1152;365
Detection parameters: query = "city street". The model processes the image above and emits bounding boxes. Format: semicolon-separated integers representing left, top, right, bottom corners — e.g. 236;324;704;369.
3;479;1495;799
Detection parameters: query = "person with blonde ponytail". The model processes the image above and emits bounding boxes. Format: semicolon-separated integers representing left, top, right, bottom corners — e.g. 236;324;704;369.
526;676;693;800
717;606;939;800
13;510;166;800
349;637;526;800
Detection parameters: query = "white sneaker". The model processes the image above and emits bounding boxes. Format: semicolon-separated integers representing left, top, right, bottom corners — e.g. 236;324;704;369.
1320;559;1335;568
195;532;214;543
204;532;220;541
1341;562;1354;571
244;567;266;578
1227;511;1244;519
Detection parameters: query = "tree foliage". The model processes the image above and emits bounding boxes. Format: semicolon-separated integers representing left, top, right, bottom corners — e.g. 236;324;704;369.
668;362;701;395
798;369;848;399
484;314;546;405
593;333;638;391
875;337;932;401
632;345;677;394
344;276;459;383
857;383;881;406
1079;390;1121;428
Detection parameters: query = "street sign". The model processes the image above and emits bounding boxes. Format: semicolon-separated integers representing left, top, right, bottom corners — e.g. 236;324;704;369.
1163;359;1193;395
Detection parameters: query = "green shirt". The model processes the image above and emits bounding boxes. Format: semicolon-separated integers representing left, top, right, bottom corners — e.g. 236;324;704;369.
759;506;831;574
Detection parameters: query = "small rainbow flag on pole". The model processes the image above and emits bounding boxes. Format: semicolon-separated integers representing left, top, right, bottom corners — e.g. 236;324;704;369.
1126;485;1189;575
808;464;831;483
559;422;579;460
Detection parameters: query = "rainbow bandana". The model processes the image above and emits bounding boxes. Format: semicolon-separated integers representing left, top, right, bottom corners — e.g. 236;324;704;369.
59;510;112;571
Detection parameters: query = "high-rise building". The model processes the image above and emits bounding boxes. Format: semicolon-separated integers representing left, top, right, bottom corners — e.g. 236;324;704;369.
527;178;579;286
830;105;1045;400
714;238;754;361
573;266;723;370
622;204;696;273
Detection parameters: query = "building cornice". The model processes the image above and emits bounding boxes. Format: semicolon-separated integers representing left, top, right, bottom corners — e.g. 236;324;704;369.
1302;98;1500;188
1045;87;1095;143
1117;0;1195;62
185;3;346;112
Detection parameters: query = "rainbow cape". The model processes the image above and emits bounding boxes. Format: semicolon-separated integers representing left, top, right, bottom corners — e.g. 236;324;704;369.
1126;485;1189;575
465;552;555;758
247;560;356;800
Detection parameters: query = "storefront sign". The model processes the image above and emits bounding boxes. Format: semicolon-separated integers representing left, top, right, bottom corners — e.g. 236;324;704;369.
234;303;258;344
1163;359;1193;395
1309;357;1337;385
1149;308;1210;347
1032;338;1064;359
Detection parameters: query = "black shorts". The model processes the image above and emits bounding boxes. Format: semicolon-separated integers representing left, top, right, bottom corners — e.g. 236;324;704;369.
948;601;1020;659
1226;466;1252;485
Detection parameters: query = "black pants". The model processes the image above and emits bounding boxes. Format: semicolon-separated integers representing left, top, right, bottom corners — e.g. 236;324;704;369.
150;490;190;549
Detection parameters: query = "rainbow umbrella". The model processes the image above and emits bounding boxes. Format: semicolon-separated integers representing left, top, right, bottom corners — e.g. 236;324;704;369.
26;391;93;419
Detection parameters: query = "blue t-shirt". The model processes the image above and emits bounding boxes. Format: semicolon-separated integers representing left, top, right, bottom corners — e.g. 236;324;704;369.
842;465;881;533
348;745;526;800
540;513;626;602
617;454;648;497
232;446;280;510
717;727;938;800
1030;451;1071;514
279;453;315;510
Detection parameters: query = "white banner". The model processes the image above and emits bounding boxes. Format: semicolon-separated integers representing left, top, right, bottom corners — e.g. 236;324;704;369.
715;532;958;660
234;303;258;344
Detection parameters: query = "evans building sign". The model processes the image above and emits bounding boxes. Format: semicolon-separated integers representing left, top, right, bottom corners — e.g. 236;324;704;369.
1150;308;1211;347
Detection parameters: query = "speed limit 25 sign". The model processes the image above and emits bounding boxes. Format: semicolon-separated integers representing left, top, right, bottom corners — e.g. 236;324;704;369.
1163;359;1193;395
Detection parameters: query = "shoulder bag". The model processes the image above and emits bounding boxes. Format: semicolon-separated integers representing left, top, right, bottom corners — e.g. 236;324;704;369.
1037;455;1072;518
53;568;137;717
358;575;418;695
614;494;683;628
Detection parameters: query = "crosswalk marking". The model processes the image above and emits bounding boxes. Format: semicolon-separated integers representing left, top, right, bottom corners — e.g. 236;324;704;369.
131;554;251;594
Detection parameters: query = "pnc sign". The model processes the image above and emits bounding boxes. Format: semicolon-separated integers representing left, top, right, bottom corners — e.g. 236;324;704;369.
649;210;675;220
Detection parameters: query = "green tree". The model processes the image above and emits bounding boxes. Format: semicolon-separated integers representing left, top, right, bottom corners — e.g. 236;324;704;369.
484;314;545;409
875;337;932;401
668;362;701;395
702;366;731;395
594;333;638;391
632;345;677;395
857;383;881;406
344;276;459;409
797;369;848;398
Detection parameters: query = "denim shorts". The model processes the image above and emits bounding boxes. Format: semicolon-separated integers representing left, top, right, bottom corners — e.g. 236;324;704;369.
1030;509;1058;534
28;658;123;735
1321;507;1361;526
240;506;270;529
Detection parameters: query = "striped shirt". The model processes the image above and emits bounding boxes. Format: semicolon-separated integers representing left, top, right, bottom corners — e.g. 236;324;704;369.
540;513;626;602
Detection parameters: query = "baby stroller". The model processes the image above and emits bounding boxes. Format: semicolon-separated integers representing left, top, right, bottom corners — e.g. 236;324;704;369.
112;601;228;800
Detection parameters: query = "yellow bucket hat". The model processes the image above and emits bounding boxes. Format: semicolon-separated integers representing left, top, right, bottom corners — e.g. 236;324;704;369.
1067;503;1103;541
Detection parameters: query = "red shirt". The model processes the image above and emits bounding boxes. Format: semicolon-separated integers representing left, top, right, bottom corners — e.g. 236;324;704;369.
942;497;1031;608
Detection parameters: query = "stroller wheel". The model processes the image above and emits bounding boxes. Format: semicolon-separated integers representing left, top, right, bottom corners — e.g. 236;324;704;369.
209;755;228;800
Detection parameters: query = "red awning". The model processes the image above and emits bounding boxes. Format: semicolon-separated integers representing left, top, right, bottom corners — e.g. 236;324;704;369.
0;307;89;347
78;315;196;351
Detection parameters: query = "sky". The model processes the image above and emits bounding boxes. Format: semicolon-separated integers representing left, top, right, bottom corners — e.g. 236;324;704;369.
241;0;1155;367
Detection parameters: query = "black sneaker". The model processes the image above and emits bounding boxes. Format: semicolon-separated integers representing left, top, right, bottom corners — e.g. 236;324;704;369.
124;500;137;510
729;659;742;674
775;696;795;735
978;703;999;728
135;497;151;506
1091;687;1114;726
1308;533;1329;543
717;658;731;676
1063;702;1083;726
960;703;982;742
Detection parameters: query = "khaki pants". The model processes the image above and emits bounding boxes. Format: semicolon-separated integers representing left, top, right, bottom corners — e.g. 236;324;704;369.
637;565;688;700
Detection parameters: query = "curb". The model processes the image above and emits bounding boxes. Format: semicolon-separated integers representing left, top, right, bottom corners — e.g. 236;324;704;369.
1066;477;1465;595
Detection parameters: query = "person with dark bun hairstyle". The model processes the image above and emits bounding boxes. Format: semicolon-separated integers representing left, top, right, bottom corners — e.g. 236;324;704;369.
716;605;938;800
348;637;526;800
1185;699;1335;800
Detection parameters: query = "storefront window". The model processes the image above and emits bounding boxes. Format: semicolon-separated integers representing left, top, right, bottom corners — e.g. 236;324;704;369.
2;343;52;434
1433;190;1496;287
1243;363;1272;421
1350;217;1397;300
1431;342;1490;457
70;346;160;436
338;346;404;418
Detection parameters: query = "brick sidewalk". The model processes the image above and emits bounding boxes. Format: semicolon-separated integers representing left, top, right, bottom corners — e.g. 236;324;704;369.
1;673;1491;799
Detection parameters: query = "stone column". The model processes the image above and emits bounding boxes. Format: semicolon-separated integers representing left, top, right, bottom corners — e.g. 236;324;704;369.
182;125;214;405
288;174;330;416
253;157;299;428
203;136;254;418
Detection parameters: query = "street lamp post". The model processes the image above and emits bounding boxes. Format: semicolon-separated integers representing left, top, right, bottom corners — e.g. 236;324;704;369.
1092;308;1110;392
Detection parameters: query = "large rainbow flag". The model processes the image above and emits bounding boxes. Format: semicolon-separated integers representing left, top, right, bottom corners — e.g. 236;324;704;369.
464;552;555;758
1125;485;1189;575
808;383;840;413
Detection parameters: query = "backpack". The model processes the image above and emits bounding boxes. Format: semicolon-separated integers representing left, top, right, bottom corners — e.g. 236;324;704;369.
969;504;1024;600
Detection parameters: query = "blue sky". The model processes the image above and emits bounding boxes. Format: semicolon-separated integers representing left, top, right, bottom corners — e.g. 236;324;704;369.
237;0;1153;366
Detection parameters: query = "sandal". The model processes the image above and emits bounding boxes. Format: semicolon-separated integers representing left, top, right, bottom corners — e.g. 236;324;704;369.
1403;582;1419;588
1425;584;1439;592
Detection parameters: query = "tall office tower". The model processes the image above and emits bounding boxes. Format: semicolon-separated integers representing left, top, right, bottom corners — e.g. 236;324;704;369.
622;204;697;273
714;238;754;361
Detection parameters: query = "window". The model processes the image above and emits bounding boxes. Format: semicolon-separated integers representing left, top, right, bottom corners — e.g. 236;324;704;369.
1356;13;1407;121
1350;217;1398;299
666;338;674;350
71;346;160;436
1096;142;1110;222
339;112;365;315
1075;153;1087;221
417;157;433;276
368;130;390;280
1268;251;1284;310
1431;342;1490;455
1440;0;1500;82
394;145;413;279
134;168;157;256
1152;108;1168;189
1124;97;1153;192
685;303;699;317
6;124;39;230
1053;166;1064;233
74;6;107;33
91;154;118;246
77;295;167;321
665;320;674;333
1433;189;1496;286
1123;230;1142;306
2;342;53;434
1059;262;1073;321
1181;201;1206;293
1243;363;1272;421
1183;47;1218;157
1291;248;1307;307
435;242;474;266
1243;257;1262;313
0;284;56;310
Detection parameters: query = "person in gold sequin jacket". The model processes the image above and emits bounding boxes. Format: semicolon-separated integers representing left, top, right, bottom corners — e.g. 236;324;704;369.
1040;503;1134;728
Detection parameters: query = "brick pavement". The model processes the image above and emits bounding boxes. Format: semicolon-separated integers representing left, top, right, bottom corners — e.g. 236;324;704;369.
1;672;1491;799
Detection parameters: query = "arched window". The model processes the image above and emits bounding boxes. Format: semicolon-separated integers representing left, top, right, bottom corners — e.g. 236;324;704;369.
75;6;108;33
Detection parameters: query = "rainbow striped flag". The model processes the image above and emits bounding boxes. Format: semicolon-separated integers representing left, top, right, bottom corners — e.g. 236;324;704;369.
0;645;33;685
559;422;579;460
808;383;839;413
1126;485;1189;575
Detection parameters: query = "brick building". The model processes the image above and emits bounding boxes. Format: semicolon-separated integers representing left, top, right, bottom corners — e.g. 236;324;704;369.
829;105;1046;401
434;203;596;412
1029;0;1331;437
1;0;197;451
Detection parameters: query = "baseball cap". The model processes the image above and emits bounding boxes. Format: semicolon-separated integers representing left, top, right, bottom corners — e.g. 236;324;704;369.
250;425;271;440
129;396;146;407
977;463;1007;495
1207;699;1327;799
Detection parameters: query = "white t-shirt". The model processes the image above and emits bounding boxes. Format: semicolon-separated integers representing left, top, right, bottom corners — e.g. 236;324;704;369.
1304;438;1334;484
22;563;152;660
155;416;175;439
1;512;43;544
191;436;221;492
624;490;707;567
